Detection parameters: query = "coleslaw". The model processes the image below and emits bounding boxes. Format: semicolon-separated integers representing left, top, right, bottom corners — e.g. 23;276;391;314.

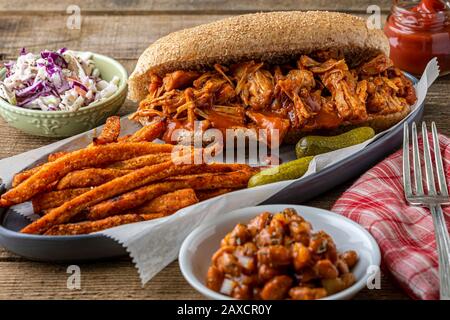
0;48;120;111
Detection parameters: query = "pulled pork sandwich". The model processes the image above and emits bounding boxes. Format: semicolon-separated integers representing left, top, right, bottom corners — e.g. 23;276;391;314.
128;11;416;145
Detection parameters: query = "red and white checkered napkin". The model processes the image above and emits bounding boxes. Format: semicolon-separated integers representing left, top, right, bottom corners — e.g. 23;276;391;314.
332;133;450;300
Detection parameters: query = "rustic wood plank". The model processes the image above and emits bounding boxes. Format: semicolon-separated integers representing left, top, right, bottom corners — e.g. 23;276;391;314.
0;258;405;299
422;81;450;135
0;247;21;261
0;260;202;299
0;13;389;61
0;0;392;14
0;15;230;61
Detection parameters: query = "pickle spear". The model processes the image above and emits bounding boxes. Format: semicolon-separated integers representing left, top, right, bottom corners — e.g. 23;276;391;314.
295;127;375;159
248;156;313;188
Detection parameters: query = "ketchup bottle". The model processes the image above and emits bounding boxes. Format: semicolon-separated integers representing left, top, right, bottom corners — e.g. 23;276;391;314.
384;0;450;76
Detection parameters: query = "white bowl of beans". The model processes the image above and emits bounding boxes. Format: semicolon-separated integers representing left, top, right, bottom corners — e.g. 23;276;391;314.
179;204;381;300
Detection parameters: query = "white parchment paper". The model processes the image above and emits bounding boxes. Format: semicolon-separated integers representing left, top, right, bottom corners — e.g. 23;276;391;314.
0;59;439;284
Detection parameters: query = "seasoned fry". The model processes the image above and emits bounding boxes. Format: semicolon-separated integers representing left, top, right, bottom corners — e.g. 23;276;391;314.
166;170;254;188
92;116;121;146
44;212;176;235
107;153;171;170
57;162;250;190
12;165;43;187
209;163;255;173
0;198;14;207
11;173;59;194
40;182;245;235
87;182;182;220
11;159;243;190
139;213;168;220
126;120;166;142
47;151;69;162
56;168;132;190
44;214;146;235
20;159;201;234
117;134;132;141
134;188;198;214
26;119;145;189
3;142;174;205
32;188;90;214
167;163;253;176
196;188;235;201
86;169;253;220
12;149;75;187
12;133;175;189
13;150;73;187
48;117;120;163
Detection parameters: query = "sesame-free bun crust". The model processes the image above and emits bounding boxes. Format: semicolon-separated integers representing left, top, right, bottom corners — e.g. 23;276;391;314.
128;11;389;102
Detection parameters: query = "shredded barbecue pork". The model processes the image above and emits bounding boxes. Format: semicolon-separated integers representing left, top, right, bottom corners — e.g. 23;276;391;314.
131;54;416;144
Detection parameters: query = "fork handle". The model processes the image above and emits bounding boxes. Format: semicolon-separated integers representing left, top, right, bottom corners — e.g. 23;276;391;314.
430;205;450;300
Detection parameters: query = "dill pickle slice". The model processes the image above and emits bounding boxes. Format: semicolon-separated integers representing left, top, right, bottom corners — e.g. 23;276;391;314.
295;127;375;159
248;156;314;188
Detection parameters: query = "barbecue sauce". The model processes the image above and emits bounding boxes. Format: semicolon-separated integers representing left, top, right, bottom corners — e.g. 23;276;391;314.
384;0;450;76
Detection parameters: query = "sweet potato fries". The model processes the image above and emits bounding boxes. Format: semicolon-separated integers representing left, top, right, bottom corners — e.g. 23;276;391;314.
1;118;255;235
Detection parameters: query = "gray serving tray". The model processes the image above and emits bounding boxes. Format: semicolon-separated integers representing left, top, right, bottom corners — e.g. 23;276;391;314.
0;74;423;262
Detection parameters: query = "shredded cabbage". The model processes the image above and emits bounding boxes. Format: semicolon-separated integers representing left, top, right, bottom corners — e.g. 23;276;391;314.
0;48;120;111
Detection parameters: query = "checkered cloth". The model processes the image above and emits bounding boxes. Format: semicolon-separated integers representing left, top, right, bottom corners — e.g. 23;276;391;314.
332;133;450;300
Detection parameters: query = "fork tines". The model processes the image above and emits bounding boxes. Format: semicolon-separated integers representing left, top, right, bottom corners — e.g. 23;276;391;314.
403;122;449;205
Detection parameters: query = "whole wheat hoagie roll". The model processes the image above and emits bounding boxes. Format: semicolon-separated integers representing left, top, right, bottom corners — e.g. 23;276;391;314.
128;11;389;101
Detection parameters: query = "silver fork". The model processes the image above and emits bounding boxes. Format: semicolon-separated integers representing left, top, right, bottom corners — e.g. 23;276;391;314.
403;122;450;300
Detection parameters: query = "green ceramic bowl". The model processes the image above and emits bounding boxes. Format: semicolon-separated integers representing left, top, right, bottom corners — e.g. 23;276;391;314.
0;52;128;137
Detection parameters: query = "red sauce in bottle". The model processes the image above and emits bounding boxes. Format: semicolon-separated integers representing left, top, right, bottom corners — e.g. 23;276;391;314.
384;0;450;76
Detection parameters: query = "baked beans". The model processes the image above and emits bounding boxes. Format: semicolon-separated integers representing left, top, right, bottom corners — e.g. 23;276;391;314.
206;208;358;300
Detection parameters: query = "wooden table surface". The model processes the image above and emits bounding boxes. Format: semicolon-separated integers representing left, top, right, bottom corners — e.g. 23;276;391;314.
0;0;449;300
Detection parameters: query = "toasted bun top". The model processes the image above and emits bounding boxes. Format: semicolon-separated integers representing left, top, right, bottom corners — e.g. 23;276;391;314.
128;11;389;102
